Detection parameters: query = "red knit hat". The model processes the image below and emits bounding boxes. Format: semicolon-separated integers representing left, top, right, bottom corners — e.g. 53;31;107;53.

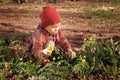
40;5;61;28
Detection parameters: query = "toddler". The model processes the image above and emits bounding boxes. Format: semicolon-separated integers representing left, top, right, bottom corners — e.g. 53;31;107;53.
26;5;76;61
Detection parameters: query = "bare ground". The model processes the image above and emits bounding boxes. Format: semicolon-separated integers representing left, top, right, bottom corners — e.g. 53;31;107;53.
0;1;120;50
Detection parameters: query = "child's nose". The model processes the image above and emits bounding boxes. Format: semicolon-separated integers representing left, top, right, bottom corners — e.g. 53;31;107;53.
53;27;57;30
54;29;57;32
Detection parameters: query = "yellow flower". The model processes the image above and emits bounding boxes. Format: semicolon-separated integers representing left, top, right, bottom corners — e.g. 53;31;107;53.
48;59;50;62
53;57;56;61
19;58;23;61
46;44;54;52
29;60;32;63
57;57;60;59
58;62;61;65
89;37;93;41
81;59;86;62
84;38;87;41
83;56;86;58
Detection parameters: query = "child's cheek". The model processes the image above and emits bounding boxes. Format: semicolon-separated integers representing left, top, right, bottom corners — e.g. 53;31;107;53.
49;29;55;34
53;29;58;34
52;28;56;33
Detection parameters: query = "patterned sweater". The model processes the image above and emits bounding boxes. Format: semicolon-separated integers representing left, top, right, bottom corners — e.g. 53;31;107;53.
26;25;72;58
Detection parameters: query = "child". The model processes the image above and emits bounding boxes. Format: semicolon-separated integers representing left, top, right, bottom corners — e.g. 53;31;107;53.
26;5;76;61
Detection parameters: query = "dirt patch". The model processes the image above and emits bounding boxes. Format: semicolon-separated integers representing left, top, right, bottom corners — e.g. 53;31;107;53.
0;1;120;50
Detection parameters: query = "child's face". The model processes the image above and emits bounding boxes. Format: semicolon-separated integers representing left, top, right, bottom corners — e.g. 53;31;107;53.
45;23;61;35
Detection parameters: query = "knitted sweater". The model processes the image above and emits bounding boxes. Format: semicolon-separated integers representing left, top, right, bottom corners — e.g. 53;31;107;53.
26;25;72;58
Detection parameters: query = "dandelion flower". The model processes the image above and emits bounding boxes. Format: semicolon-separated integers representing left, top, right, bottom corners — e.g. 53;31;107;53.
53;57;56;61
89;37;93;41
48;59;50;62
29;60;32;63
19;58;23;61
57;57;60;59
84;38;87;41
81;59;86;62
83;56;86;58
58;62;61;65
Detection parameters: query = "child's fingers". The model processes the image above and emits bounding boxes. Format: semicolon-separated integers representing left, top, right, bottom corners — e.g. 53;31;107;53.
46;52;52;56
67;50;76;59
71;52;76;59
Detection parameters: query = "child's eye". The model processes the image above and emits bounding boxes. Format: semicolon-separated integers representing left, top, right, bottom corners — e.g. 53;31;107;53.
53;25;57;28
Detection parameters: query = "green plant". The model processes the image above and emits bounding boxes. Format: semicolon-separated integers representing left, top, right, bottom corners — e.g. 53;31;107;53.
9;58;40;79
80;35;120;79
0;36;120;79
99;39;120;78
37;49;72;79
73;55;95;79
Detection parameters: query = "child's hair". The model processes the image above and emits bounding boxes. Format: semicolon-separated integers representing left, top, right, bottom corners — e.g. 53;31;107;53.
39;5;61;28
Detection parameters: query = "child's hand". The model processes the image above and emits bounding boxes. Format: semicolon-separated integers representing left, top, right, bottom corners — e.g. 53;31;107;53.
67;49;76;59
43;40;55;56
41;59;50;67
42;49;52;56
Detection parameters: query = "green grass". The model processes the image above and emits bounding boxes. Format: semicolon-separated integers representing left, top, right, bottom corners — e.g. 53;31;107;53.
0;35;120;79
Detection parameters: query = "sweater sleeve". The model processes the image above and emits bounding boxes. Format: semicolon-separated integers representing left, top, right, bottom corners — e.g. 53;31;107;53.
57;29;72;52
32;37;44;58
26;29;45;58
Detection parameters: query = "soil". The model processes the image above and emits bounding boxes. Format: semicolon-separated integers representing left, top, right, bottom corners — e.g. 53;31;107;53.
0;1;120;50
